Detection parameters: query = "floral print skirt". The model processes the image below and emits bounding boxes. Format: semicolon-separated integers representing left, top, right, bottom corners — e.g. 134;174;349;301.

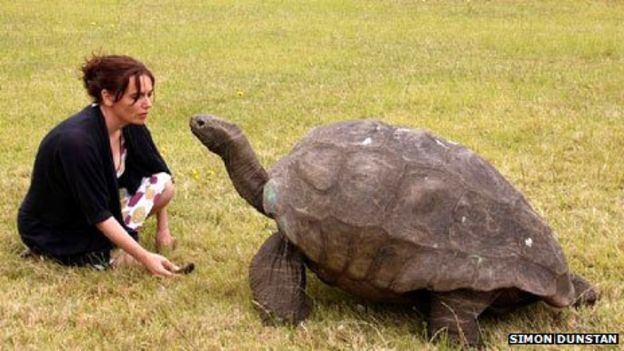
119;172;171;231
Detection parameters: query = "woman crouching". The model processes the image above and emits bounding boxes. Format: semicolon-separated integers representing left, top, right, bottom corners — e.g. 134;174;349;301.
18;54;182;277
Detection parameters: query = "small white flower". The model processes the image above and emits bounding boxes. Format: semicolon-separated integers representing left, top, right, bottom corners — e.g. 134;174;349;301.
525;238;533;247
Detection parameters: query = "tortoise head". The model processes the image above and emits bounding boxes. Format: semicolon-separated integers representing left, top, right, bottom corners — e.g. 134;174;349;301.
190;114;243;155
190;114;270;216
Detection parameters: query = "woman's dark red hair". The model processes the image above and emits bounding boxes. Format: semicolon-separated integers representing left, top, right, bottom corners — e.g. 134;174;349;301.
81;54;154;104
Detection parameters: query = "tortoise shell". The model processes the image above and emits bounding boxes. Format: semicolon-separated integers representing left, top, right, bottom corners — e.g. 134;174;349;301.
262;120;574;303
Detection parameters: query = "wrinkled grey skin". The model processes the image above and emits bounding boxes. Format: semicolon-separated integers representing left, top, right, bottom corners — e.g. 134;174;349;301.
190;115;597;347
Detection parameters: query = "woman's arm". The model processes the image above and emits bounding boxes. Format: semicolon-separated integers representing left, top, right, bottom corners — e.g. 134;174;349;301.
96;217;179;277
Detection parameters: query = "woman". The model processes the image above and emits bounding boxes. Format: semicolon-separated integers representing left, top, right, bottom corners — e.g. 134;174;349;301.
18;54;181;277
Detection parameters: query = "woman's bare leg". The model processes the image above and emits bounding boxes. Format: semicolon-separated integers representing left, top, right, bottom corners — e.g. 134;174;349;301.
150;180;176;250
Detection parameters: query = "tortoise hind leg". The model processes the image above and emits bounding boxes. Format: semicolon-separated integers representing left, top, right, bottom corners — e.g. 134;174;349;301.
249;231;311;324
428;289;497;347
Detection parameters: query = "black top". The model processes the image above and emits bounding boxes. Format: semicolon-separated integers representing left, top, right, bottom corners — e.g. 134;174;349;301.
18;105;170;257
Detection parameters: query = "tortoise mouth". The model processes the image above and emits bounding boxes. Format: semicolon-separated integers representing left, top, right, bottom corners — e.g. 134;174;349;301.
189;114;210;136
189;114;220;149
189;114;246;156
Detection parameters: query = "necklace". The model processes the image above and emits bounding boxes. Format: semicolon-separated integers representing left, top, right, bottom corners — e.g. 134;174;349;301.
112;132;125;177
115;135;122;172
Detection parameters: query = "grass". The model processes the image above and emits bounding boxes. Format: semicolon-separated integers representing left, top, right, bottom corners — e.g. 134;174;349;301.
1;0;623;349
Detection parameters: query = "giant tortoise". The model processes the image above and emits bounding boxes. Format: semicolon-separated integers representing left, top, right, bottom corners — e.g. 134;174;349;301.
190;116;597;346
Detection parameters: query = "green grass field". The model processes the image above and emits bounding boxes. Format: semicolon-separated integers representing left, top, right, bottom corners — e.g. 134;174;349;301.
1;0;623;349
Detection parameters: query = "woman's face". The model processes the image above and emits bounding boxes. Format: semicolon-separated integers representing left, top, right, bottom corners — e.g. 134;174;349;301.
104;74;154;125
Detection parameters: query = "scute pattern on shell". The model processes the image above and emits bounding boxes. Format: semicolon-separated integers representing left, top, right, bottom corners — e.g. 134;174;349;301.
263;120;573;302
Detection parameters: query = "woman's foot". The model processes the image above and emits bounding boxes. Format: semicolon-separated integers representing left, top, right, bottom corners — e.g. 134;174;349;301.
110;249;141;268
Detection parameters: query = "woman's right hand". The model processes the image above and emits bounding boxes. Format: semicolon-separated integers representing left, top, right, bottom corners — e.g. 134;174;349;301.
96;217;180;278
140;252;180;277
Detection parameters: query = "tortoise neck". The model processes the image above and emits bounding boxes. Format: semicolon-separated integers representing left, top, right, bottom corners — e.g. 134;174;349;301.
220;133;270;216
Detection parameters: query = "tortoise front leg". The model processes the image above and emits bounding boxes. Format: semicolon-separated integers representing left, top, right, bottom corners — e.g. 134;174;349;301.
428;289;497;347
249;231;311;324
